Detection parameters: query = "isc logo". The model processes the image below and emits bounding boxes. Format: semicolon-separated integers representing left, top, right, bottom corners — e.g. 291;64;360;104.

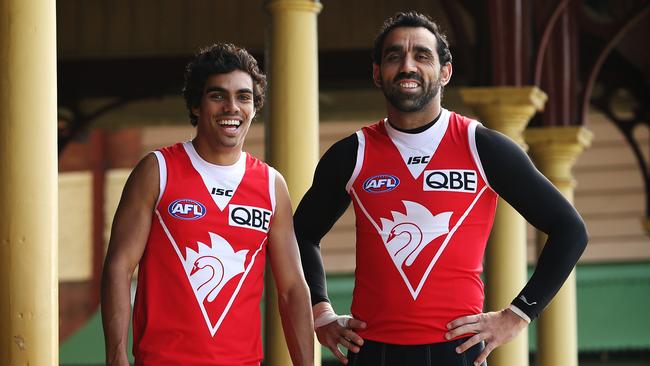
229;204;272;233
168;199;206;220
363;174;400;193
407;155;430;165
423;170;477;193
211;187;234;197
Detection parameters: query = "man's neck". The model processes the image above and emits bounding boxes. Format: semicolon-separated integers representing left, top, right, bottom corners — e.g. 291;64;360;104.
191;138;242;166
388;110;442;134
385;99;442;130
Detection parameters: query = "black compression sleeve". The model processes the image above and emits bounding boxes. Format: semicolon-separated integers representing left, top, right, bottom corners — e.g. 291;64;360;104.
294;134;357;305
475;126;588;320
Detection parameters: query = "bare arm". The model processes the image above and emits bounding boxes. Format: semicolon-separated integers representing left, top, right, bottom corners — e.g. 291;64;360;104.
268;172;314;366
101;154;159;366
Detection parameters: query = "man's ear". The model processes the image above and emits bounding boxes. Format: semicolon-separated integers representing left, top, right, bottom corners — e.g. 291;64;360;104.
440;62;453;87
372;63;382;88
191;105;200;119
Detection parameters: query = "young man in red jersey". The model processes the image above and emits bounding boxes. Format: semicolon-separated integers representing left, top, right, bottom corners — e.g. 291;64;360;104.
294;12;587;366
101;43;313;366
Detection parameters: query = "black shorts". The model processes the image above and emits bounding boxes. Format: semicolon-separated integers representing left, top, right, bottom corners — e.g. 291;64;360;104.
347;337;486;366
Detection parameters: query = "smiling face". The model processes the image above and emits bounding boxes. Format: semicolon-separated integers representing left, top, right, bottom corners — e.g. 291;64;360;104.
373;26;451;113
191;70;255;156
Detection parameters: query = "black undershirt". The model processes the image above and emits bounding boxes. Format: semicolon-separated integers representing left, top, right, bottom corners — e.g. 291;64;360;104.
293;116;588;321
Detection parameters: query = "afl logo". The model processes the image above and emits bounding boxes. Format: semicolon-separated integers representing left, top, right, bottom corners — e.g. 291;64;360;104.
168;199;206;220
363;174;400;193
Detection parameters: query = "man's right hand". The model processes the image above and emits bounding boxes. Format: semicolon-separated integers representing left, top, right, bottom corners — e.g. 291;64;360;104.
313;302;366;365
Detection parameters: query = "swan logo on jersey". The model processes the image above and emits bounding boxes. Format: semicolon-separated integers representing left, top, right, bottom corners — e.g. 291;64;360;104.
363;174;400;193
181;232;249;336
378;201;452;300
168;199;206;220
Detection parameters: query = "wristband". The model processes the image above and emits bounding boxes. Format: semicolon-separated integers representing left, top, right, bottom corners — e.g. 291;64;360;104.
313;302;353;329
508;304;531;323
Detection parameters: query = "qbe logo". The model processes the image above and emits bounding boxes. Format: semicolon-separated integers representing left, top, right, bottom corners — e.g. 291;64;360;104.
423;170;477;193
168;199;206;220
229;204;272;233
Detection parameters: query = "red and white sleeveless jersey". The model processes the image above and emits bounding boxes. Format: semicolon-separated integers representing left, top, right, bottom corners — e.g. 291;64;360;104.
133;142;276;365
347;109;497;344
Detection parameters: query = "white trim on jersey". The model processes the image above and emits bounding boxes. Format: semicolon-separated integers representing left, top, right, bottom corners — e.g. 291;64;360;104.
384;109;451;179
153;150;167;207
183;141;246;211
268;167;277;212
346;130;366;193
467;120;493;192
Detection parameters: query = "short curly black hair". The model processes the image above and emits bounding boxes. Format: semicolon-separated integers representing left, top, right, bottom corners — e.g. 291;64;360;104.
372;11;452;67
182;43;266;126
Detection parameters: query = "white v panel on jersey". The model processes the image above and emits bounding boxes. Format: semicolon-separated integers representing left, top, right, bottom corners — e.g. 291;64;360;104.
384;109;451;179
183;141;246;211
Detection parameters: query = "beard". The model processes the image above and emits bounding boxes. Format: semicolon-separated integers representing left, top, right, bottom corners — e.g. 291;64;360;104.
381;72;441;112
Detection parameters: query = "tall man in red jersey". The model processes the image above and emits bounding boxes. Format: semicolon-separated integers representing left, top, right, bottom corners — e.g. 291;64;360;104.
294;12;588;366
101;43;314;366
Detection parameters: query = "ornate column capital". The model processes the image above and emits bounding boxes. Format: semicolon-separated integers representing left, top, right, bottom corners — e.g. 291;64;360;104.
460;86;548;149
525;126;593;194
265;0;322;14
525;125;593;147
460;86;548;110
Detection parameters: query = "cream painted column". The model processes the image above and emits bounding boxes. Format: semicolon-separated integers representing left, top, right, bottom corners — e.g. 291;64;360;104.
525;126;592;366
0;0;58;365
265;1;322;365
460;87;547;366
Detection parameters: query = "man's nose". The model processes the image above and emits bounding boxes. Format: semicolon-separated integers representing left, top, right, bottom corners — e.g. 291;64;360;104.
400;55;418;73
223;96;240;114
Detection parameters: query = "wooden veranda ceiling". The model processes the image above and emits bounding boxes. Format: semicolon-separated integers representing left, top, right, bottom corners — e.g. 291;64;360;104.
58;0;649;151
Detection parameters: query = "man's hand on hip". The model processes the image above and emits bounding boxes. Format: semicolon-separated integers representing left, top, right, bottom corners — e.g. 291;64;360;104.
445;308;529;366
313;302;366;365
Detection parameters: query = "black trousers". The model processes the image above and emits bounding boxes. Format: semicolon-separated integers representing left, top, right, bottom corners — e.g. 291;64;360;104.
347;337;486;366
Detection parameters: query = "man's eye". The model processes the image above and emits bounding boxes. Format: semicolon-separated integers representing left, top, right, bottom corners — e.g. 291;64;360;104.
239;94;253;101
417;54;432;61
384;54;400;62
210;94;224;100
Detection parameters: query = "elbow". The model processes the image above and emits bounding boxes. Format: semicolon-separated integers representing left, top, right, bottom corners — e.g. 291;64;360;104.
276;289;294;318
558;213;589;257
102;257;121;282
575;216;589;253
277;281;310;309
101;257;135;295
544;211;589;258
567;209;589;249
576;219;589;247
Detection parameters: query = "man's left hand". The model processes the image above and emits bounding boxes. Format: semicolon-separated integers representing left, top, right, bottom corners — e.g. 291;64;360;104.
445;308;528;366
